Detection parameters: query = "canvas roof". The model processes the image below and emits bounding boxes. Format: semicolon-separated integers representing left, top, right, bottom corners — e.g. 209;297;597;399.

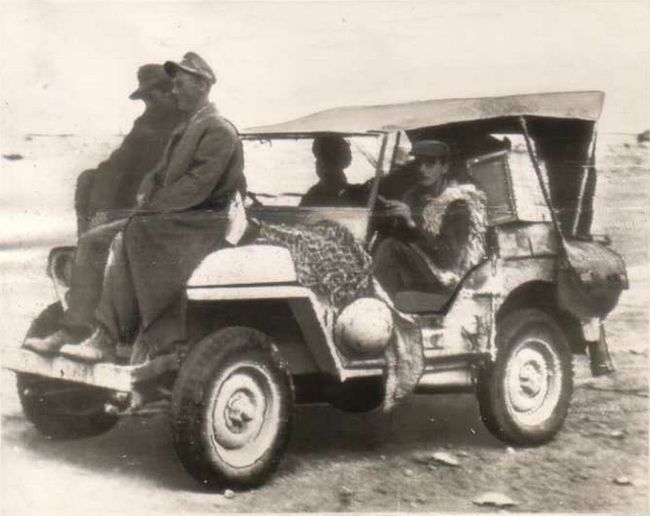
243;91;604;136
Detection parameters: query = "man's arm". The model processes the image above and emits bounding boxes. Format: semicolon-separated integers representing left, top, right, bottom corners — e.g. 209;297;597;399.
135;166;161;208
145;124;238;212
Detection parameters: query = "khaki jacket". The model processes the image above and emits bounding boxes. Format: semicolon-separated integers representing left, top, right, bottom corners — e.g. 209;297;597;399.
137;102;245;212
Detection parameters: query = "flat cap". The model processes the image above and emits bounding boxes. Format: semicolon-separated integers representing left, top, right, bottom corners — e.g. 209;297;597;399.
129;64;170;100
164;52;216;84
410;140;450;161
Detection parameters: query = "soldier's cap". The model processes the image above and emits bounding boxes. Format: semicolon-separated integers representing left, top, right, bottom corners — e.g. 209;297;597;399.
164;52;216;85
410;140;450;162
129;64;171;100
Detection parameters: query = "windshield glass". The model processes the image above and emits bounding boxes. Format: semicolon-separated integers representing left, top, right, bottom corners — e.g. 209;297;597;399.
500;134;551;222
243;135;382;207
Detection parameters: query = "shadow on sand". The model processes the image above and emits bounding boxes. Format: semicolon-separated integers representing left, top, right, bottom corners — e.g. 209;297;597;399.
2;390;501;493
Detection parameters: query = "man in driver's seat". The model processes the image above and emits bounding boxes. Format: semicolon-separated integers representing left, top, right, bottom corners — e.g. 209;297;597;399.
373;140;487;298
300;135;352;207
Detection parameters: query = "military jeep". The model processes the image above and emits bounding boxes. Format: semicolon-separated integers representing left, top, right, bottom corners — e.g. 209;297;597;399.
3;91;627;489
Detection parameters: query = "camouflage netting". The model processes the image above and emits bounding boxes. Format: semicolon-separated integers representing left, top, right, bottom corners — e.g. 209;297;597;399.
255;183;486;411
257;219;423;411
382;311;424;412
258;220;374;309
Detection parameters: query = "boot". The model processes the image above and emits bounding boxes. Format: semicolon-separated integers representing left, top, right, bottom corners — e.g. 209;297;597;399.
588;324;615;377
23;329;78;355
60;327;116;363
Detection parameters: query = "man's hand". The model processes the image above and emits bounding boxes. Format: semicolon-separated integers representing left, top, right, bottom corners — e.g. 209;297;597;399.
382;199;416;228
89;212;109;229
438;270;460;288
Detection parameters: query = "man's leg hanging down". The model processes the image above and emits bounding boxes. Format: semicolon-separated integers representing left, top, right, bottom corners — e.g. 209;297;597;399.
23;221;126;355
61;231;138;363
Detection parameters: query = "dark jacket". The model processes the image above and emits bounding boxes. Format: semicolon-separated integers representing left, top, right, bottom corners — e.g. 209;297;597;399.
75;106;182;233
299;167;350;207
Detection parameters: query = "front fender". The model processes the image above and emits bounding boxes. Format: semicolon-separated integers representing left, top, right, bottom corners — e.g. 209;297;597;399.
187;245;297;287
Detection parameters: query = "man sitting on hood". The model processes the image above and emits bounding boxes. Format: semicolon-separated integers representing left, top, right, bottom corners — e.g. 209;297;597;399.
75;64;182;234
25;52;247;364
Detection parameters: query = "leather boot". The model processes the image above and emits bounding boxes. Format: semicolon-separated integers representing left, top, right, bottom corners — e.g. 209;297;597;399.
60;327;116;363
588;324;615;377
23;329;78;355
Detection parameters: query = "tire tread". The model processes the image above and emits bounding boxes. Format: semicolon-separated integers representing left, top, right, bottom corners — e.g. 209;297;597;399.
477;308;574;445
171;326;293;488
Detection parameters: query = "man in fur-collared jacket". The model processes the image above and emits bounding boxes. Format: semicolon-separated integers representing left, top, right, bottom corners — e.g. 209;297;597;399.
373;140;487;298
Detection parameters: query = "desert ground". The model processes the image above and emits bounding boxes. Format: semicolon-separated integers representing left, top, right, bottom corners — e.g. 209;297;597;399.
0;133;648;513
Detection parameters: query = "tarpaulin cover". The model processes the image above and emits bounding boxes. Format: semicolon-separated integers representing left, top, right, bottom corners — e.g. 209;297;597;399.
244;91;604;135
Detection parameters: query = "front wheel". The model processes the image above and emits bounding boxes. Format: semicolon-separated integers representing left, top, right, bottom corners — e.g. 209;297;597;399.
477;309;573;445
171;327;293;489
17;374;119;439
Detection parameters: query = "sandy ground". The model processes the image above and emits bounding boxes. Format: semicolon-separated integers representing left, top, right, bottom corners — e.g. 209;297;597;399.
0;134;648;514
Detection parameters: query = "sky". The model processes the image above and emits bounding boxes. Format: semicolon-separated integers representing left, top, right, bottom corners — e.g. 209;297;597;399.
1;0;648;135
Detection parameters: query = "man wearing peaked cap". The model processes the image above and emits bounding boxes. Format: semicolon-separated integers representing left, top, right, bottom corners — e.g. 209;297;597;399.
29;51;247;365
164;51;217;85
74;63;182;235
410;140;450;163
162;52;217;115
130;63;173;99
373;139;487;299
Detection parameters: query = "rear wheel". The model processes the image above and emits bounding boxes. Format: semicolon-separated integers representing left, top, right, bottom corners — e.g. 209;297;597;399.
477;308;573;445
17;303;118;439
171;327;293;488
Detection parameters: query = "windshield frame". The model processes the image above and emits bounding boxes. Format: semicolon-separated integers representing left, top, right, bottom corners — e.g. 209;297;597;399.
240;131;390;211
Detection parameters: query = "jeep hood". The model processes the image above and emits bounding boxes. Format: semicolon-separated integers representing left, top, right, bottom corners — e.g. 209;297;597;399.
187;245;297;287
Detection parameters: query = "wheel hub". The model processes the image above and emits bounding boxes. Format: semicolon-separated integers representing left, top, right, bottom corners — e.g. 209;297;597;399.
205;361;283;469
224;391;256;432
212;372;266;449
505;337;562;426
518;362;544;397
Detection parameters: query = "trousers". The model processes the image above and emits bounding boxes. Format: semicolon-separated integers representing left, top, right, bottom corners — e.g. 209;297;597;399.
96;231;140;343
372;237;448;298
60;219;135;342
61;210;231;359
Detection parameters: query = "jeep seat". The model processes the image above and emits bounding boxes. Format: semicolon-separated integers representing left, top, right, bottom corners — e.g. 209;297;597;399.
393;290;453;314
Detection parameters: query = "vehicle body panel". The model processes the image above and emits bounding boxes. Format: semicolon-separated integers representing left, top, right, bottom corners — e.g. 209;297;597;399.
187;284;382;380
188;246;298;287
3;347;177;392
